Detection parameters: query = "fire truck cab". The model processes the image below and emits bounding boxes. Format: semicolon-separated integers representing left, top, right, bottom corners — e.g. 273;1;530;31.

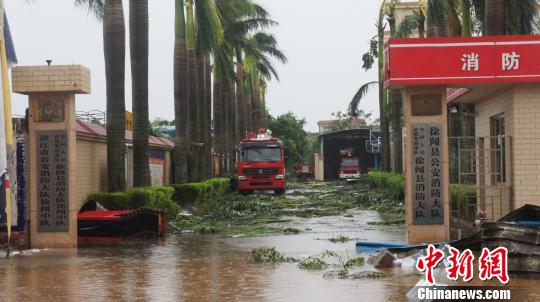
236;129;286;195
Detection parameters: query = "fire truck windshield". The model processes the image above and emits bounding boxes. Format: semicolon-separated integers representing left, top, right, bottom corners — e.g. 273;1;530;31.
341;158;359;167
241;147;282;163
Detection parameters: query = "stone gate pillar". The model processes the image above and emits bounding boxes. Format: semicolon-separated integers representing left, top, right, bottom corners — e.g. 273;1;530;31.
12;65;90;248
403;86;450;244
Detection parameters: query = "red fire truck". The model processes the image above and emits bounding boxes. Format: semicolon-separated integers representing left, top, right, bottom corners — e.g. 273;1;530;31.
295;161;314;179
237;129;286;195
339;147;362;180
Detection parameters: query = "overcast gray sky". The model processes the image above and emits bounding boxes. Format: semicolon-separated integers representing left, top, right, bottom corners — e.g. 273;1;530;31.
6;0;381;132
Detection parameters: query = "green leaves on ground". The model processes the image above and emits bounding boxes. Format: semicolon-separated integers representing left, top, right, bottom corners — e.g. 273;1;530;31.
298;257;328;270
249;246;367;275
248;247;297;264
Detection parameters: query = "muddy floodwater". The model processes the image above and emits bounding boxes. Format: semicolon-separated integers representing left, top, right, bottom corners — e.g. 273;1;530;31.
2;209;539;301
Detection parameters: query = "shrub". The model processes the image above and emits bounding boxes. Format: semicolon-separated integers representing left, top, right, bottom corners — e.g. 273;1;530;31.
169;178;231;205
365;172;404;200
206;178;231;195
450;184;477;220
169;182;212;204
87;192;131;210
86;186;180;219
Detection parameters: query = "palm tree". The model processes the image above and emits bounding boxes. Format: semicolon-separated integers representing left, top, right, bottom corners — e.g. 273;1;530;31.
216;0;272;135
185;0;201;181
481;0;539;35
173;0;189;183
210;0;284;174
170;0;284;177
348;82;378;118
239;32;286;132
204;56;213;178
130;0;150;187
195;0;223;179
386;0;418;173
485;0;505;35
192;0;223;180
174;0;222;182
349;1;390;172
103;0;126;192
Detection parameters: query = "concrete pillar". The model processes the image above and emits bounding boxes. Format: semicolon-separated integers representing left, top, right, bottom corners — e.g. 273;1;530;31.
403;86;450;244
12;65;91;248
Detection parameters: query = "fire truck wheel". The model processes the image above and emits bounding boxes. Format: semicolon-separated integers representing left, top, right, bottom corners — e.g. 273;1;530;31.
274;188;286;196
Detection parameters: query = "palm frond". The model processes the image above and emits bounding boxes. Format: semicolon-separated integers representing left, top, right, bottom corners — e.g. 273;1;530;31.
396;14;418;38
252;32;287;63
213;46;237;85
74;0;104;19
348;81;378;117
506;0;538;34
195;0;224;54
251;3;271;19
427;0;447;36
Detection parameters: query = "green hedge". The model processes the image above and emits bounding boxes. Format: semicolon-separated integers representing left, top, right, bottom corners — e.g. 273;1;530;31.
168;178;231;205
87;186;180;219
364;172;478;219
450;184;477;221
365;172;405;200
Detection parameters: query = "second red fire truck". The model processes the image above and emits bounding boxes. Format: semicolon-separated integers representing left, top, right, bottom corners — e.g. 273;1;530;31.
236;129;287;195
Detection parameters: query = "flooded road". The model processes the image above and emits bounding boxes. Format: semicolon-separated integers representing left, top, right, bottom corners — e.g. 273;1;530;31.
1;209;539;301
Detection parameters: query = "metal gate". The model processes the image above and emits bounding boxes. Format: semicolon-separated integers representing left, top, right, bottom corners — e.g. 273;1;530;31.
449;136;513;224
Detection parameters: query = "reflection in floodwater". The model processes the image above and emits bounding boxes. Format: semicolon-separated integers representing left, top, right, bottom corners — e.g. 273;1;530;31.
1;209;539;301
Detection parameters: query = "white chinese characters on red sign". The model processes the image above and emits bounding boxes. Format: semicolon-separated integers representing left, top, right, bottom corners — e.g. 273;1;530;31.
461;53;479;71
502;52;520;71
461;52;521;72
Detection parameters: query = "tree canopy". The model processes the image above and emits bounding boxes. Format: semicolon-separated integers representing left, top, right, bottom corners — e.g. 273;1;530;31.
266;112;315;169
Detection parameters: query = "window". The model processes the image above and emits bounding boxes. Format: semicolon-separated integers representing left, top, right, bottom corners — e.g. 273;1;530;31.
341;158;359;167
240;147;282;163
490;114;506;184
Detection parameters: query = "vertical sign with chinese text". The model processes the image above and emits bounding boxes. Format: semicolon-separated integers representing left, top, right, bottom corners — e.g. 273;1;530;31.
412;124;444;225
37;130;69;232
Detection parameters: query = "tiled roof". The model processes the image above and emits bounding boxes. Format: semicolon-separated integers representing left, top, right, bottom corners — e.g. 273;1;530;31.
76;119;174;149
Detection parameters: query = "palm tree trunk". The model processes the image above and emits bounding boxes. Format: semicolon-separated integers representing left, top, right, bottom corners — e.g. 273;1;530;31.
186;1;200;181
130;0;150;187
224;85;233;174
461;0;472;36
387;4;403;173
204;56;213;179
235;50;245;138
197;54;207;180
230;82;237;153
377;19;391;172
104;0;126;192
485;0;506;35
174;0;188;184
261;88;267;128
418;10;426;38
251;83;260;130
213;64;223;174
245;83;252;132
220;83;229;174
391;89;403;173
427;0;447;37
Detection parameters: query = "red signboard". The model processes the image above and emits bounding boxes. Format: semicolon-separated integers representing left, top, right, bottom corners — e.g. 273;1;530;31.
384;35;540;88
